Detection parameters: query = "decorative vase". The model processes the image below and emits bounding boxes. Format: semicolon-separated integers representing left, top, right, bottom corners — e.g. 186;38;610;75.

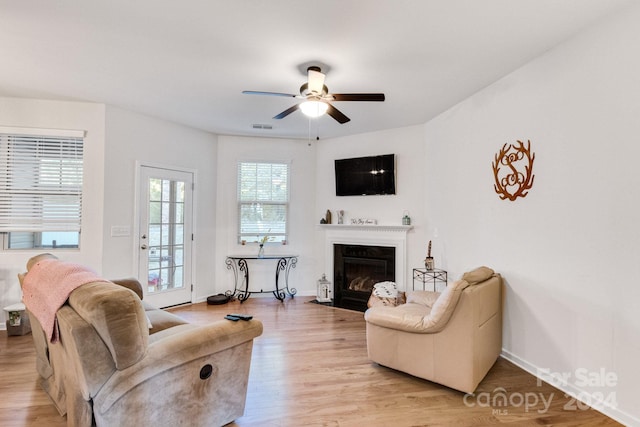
425;257;434;271
258;244;264;258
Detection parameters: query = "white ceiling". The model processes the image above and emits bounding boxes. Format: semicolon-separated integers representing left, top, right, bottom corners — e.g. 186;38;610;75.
0;0;632;140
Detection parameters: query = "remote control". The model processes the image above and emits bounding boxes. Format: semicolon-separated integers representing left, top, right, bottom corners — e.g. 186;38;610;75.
224;314;240;321
228;313;253;321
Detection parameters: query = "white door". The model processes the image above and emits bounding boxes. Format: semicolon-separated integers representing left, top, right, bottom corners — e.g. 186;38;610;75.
138;166;193;308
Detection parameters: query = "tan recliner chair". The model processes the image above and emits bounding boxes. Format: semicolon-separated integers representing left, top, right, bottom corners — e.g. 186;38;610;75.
20;254;263;427
364;266;502;394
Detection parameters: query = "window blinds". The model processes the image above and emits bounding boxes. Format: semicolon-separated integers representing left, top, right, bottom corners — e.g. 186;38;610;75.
0;133;84;232
237;162;289;239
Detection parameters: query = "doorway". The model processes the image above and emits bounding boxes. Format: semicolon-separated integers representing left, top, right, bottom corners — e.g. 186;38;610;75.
137;165;194;308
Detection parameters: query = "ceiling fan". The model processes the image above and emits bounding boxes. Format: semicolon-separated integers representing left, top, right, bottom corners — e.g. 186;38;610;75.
242;66;385;124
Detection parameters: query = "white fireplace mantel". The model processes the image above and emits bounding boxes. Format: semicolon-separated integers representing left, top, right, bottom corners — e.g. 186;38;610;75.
320;224;413;292
318;224;413;233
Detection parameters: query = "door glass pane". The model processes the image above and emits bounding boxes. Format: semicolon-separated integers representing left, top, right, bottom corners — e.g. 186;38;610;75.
148;259;160;270
174;266;183;288
161;202;171;223
149;225;161;246
176;203;184;223
175;224;184;244
149;202;161;223
176;182;185;202
149;179;162;201
147;178;186;294
161;225;169;246
162;180;171;201
149;268;160;287
175;246;184;265
160;268;168;289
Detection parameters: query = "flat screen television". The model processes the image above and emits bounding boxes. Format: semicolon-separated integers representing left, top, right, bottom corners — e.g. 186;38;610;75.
334;154;396;196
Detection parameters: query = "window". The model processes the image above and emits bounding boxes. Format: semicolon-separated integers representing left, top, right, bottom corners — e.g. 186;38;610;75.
0;128;84;250
237;161;289;244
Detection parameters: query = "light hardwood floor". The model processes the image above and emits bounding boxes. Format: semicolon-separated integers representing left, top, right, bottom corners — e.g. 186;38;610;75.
0;296;621;426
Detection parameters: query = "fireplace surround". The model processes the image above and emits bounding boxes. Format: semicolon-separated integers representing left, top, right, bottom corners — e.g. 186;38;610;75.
321;224;412;310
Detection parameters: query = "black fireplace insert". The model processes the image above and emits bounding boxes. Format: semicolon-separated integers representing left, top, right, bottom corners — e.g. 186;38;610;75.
333;244;395;312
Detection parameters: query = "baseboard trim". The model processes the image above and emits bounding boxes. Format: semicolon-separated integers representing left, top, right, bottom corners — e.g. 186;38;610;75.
500;349;639;427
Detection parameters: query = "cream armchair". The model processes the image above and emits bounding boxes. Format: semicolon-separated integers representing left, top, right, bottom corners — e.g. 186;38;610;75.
21;254;263;427
364;267;502;394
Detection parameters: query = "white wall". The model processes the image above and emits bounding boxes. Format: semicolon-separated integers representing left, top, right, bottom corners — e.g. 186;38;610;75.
103;106;218;301
0;97;106;324
215;135;317;296
423;4;640;425
0;101;219;326
314;125;427;290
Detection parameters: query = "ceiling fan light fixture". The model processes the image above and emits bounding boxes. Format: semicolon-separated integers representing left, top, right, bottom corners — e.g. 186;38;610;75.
300;100;329;118
243;66;384;124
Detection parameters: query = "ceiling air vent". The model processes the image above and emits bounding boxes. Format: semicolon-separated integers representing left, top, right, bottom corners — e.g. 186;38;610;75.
252;124;272;130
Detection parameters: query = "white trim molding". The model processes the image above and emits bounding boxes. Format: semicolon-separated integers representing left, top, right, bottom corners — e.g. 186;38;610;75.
500;350;639;427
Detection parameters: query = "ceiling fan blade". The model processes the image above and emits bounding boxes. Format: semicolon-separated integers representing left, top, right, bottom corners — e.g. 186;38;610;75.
243;90;298;97
331;93;385;102
273;104;300;120
307;67;326;95
326;104;350;124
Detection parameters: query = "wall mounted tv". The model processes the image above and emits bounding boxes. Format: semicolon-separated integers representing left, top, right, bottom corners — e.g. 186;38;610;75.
335;154;396;196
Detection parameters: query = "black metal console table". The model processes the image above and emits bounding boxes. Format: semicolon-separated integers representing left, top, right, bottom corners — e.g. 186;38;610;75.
225;255;298;302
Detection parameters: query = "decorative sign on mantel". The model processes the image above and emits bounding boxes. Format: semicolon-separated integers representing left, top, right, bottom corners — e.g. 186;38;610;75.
351;218;378;225
492;139;536;201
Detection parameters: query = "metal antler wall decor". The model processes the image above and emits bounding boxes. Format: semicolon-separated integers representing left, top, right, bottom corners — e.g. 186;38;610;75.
492;139;536;201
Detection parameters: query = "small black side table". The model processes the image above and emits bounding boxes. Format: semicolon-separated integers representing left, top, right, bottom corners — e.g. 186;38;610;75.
413;268;447;292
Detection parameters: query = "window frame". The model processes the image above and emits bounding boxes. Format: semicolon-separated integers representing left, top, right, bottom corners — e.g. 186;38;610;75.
237;160;290;245
0;126;85;251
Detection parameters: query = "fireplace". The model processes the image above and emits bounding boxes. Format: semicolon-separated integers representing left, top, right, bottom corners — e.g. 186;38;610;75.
333;244;395;312
322;223;411;310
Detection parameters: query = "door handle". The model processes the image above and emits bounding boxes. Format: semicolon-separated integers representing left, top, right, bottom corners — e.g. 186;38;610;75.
141;244;148;250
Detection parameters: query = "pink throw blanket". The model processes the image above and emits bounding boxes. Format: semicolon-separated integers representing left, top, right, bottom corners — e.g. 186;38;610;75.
22;259;110;343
